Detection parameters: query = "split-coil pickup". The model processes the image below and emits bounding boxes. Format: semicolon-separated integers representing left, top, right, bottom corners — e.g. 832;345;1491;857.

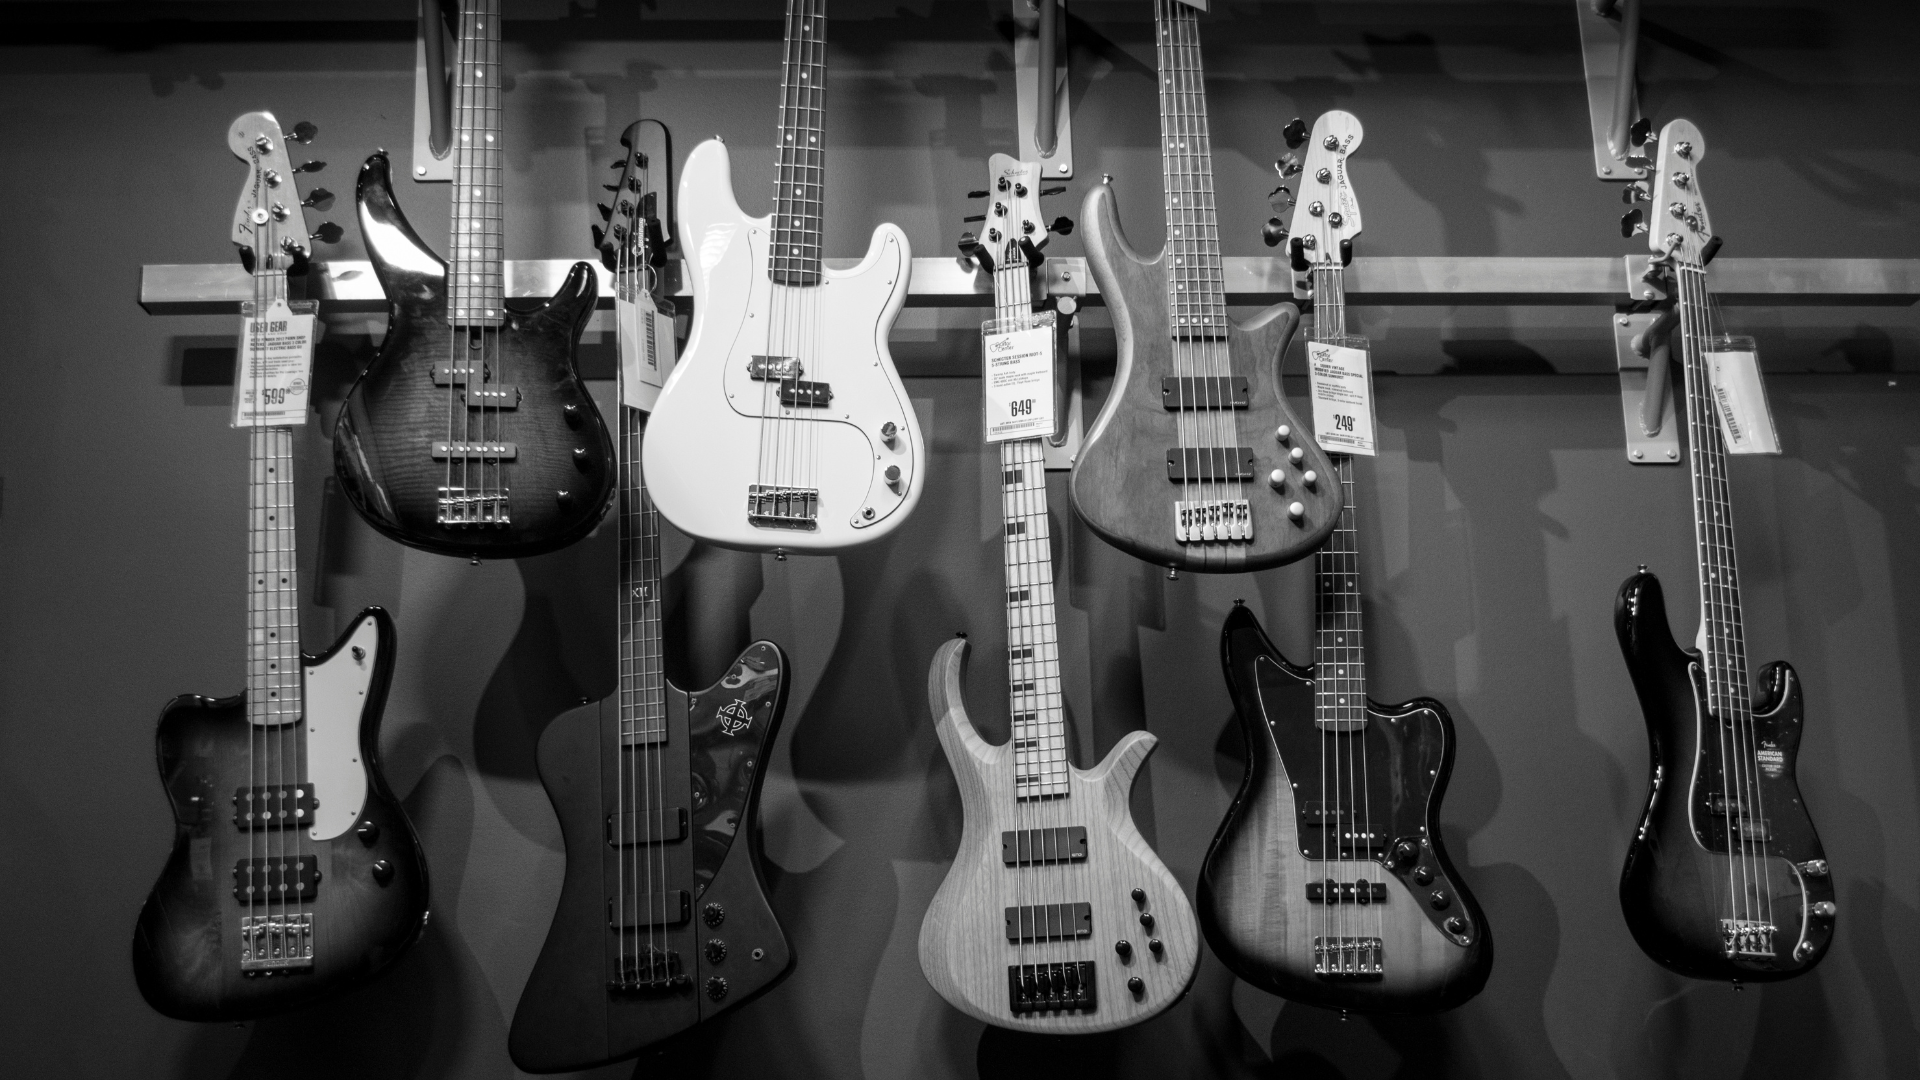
747;355;803;380
1306;879;1388;904
233;784;313;829
1166;447;1257;483
604;807;689;846
1005;902;1093;943
1008;961;1097;1014
233;856;320;903
1001;826;1088;867
606;891;692;928
1161;376;1250;409
778;379;833;408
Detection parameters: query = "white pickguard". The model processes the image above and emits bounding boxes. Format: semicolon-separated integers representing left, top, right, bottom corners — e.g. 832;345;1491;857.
300;613;379;841
643;138;923;553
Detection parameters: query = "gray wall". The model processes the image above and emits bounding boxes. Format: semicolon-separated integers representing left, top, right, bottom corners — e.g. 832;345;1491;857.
1;2;1916;1078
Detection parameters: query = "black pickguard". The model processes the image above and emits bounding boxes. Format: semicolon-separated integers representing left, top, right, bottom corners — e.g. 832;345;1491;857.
131;608;429;1021
332;152;614;559
1615;570;1835;981
510;642;792;1072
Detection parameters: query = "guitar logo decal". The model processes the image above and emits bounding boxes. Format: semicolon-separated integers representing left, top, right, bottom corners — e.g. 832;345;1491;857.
717;699;753;736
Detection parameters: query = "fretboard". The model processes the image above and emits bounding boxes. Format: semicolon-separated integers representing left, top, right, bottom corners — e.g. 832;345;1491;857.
1155;0;1226;340
770;0;828;288
618;404;668;745
247;424;303;727
1675;265;1752;725
450;0;504;326
1309;277;1366;728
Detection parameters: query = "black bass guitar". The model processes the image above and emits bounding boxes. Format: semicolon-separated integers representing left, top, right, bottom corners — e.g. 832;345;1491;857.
134;112;428;1021
333;0;613;559
510;133;792;1072
1198;112;1489;1012
1069;0;1338;574
1615;119;1834;981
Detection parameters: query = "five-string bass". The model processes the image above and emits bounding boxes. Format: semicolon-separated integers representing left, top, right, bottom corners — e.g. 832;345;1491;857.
1069;0;1339;574
641;0;923;553
133;113;428;1021
1197;112;1490;1012
919;160;1200;1031
333;0;614;559
510;125;793;1072
1615;119;1835;981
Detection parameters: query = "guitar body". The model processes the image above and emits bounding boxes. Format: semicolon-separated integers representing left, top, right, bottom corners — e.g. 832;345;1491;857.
132;608;428;1021
1615;570;1835;980
510;642;792;1072
641;138;923;553
1070;182;1340;572
918;638;1199;1032
1199;604;1489;1011
333;152;613;559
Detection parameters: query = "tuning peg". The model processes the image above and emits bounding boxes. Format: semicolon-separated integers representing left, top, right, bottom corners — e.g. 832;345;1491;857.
288;121;318;144
1262;218;1288;248
611;160;627;170
1621;207;1647;238
597;203;613;221
961;213;986;223
293;160;326;174
1274;153;1301;179
1282;117;1308;149
1629;116;1654;146
591;224;606;249
1040;186;1067;198
300;187;335;211
966;189;990;199
1050;215;1073;236
310;221;344;245
1621;181;1650;204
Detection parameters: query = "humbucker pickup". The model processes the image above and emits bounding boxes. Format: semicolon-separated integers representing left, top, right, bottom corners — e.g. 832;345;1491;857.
747;485;819;530
1313;936;1384;979
1307;879;1388;904
233;856;320;903
606;891;691;928
748;355;803;380
432;441;518;461
605;807;689;846
1008;961;1097;1014
1005;902;1093;943
239;913;313;973
1161;376;1250;409
1175;499;1252;542
778;379;834;408
1720;919;1777;960
1166;447;1256;483
437;487;510;527
233;784;313;829
610;945;691;993
1002;826;1088;867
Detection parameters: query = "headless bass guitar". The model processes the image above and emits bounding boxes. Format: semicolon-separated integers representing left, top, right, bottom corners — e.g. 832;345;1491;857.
1615;120;1834;981
511;131;793;1072
1069;0;1338;574
642;0;923;553
134;113;428;1021
334;0;613;559
1198;112;1490;1012
919;162;1199;1031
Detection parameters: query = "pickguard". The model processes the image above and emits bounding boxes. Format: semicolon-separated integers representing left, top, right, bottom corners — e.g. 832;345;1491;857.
300;614;379;841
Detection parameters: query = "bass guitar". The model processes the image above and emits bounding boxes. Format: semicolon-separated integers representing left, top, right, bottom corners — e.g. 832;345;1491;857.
641;0;923;554
1197;112;1490;1012
1069;0;1338;574
133;113;428;1021
333;0;614;559
919;161;1199;1031
1615;119;1835;981
510;128;793;1072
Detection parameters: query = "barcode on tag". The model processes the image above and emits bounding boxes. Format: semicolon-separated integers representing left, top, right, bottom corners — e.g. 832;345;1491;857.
1706;348;1780;455
232;298;317;428
618;288;677;412
1306;339;1377;457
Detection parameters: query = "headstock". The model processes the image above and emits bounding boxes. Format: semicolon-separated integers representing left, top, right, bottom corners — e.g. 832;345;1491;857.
227;111;336;276
1646;119;1715;267
1284;110;1364;280
958;153;1072;274
594;120;668;288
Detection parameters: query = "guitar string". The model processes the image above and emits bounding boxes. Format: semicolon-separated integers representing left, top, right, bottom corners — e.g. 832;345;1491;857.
996;241;1035;980
613;232;632;985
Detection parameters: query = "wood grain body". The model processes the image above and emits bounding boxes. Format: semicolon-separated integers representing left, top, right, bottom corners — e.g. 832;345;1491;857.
1615;571;1834;980
1198;605;1489;1011
132;609;429;1021
1069;182;1340;572
510;642;792;1071
918;638;1199;1032
332;152;613;559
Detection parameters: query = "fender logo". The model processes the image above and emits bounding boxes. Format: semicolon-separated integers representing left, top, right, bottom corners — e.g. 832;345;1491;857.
717;699;753;736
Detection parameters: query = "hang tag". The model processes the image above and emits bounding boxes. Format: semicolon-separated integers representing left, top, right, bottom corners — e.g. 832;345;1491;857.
1705;342;1780;455
618;281;678;412
232;298;317;428
981;312;1057;443
1306;337;1377;457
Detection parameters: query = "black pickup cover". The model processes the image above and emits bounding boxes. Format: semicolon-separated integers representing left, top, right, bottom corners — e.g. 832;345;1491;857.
1165;447;1256;483
604;807;689;846
606;890;692;928
1005;902;1093;943
232;856;320;903
1002;826;1088;866
1161;376;1250;409
1008;961;1098;1014
1307;879;1388;904
778;379;833;408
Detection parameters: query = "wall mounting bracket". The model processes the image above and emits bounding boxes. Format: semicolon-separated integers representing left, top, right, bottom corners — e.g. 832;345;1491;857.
1576;0;1651;180
411;0;454;182
1013;0;1073;179
1612;309;1680;465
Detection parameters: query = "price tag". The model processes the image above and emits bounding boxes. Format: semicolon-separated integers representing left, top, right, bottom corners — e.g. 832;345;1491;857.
1705;346;1780;455
232;298;317;428
1306;338;1377;457
617;284;678;412
981;313;1057;443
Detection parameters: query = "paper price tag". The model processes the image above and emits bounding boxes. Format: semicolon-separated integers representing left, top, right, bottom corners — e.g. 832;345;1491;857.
1306;339;1377;456
981;315;1057;443
617;284;678;412
232;298;317;428
1706;348;1780;455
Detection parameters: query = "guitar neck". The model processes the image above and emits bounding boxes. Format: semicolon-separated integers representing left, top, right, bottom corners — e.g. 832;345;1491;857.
618;403;668;745
770;0;828;287
1154;0;1225;341
1306;271;1368;726
1675;264;1752;722
247;424;302;727
450;0;504;326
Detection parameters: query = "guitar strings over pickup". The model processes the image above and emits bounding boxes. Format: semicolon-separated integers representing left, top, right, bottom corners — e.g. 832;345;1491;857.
1306;879;1388;904
1161;376;1250;409
432;441;518;461
1004;902;1093;943
1001;826;1088;867
604;807;689;846
1166;447;1256;483
747;354;803;380
606;891;692;928
1313;936;1384;980
431;363;522;407
747;485;819;530
1720;919;1777;960
437;487;510;527
233;856;320;903
778;379;834;408
1175;499;1252;542
233;784;313;829
1007;961;1097;1015
239;913;313;974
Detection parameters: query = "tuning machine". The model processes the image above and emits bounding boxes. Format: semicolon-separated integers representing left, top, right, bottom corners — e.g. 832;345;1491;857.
1049;215;1073;236
1281;116;1308;150
310;221;344;245
301;187;335;211
1273;153;1302;179
1621;181;1650;205
288;120;319;144
292;159;326;174
1621;207;1647;238
1261;219;1288;248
